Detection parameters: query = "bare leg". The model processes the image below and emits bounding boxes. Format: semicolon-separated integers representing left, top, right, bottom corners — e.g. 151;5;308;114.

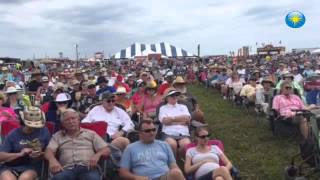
167;168;185;180
111;137;130;151
18;170;38;180
165;137;178;157
212;167;232;180
0;170;17;180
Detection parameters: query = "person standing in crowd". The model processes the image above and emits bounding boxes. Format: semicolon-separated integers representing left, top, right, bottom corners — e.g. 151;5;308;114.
45;109;110;180
119;120;185;180
0;107;50;180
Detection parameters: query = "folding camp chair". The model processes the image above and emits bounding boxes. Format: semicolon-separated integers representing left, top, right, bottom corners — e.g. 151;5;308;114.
0;120;55;180
184;140;240;180
80;121;111;180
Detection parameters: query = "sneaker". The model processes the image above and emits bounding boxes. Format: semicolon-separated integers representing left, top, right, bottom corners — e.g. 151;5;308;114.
223;96;227;100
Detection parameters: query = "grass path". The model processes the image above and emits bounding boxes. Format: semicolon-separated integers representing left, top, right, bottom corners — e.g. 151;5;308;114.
188;85;299;180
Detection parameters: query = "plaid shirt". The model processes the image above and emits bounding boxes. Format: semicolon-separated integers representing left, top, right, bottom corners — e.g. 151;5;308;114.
47;128;107;168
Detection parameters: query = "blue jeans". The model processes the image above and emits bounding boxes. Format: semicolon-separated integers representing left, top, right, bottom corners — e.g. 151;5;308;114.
51;165;101;180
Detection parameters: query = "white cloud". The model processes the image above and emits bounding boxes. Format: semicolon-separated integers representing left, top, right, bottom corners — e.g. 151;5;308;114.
0;0;319;59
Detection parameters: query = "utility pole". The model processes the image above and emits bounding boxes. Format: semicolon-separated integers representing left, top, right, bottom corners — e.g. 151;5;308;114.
75;44;79;68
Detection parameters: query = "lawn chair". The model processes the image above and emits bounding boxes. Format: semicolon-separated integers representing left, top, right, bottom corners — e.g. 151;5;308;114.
80;121;117;180
0;120;55;180
184;140;240;180
284;109;320;179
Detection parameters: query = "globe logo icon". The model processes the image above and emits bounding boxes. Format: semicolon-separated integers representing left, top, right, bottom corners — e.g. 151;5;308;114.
285;11;306;28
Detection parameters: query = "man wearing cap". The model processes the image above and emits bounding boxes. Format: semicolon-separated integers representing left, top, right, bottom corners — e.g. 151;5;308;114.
45;109;110;180
0;106;51;180
82;92;134;151
96;76;116;96
158;88;191;157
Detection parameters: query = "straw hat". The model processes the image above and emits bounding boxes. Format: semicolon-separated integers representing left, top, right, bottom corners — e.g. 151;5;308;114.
173;76;187;85
261;77;275;86
19;106;45;128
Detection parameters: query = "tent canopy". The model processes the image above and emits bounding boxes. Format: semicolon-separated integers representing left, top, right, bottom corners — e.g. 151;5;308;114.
312;49;320;54
113;42;195;59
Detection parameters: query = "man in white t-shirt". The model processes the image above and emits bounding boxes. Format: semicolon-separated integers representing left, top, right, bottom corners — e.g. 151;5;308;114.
158;89;191;157
82;92;134;151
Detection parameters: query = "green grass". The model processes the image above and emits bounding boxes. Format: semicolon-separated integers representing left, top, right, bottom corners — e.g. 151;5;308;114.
188;85;300;180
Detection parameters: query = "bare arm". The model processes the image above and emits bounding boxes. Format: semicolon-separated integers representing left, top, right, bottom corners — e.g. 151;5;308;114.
0;151;25;163
162;115;190;125
220;153;233;170
44;148;63;174
184;155;207;175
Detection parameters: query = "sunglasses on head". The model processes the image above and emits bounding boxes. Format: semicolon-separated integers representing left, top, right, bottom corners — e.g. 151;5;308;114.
197;134;210;139
142;128;156;133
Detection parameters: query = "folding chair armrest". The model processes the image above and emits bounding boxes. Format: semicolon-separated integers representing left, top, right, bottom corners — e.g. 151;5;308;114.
230;166;240;180
191;120;207;128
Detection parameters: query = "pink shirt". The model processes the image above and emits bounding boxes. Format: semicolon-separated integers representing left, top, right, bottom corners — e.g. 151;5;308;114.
272;94;304;117
142;95;162;113
0;107;17;123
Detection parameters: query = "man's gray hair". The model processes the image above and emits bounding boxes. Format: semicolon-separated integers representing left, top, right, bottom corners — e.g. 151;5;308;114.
60;108;80;121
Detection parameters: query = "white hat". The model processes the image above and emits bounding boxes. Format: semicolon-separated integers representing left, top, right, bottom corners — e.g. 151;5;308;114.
165;89;181;98
41;76;49;82
5;86;19;94
55;93;71;102
114;87;127;95
165;71;174;78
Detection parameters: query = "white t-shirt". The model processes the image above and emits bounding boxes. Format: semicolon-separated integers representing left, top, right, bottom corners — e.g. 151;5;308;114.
158;103;191;136
186;145;223;179
82;105;134;136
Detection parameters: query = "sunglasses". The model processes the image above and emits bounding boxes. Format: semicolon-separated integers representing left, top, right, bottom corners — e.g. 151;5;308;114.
285;86;292;90
142;128;157;133
197;134;210;139
104;99;116;103
57;101;67;105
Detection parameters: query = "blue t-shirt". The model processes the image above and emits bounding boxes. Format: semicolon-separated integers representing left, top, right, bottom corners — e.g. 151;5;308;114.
0;127;51;169
96;86;116;96
120;140;176;179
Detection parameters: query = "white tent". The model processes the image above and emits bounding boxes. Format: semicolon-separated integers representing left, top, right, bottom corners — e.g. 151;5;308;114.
311;49;320;54
113;42;195;59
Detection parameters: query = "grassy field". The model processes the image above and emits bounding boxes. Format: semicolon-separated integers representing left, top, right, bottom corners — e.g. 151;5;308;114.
188;85;300;180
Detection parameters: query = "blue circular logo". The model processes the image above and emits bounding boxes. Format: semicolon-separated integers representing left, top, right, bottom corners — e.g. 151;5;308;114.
285;11;306;28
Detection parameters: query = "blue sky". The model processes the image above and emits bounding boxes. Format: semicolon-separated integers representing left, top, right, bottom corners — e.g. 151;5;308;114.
0;0;319;59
